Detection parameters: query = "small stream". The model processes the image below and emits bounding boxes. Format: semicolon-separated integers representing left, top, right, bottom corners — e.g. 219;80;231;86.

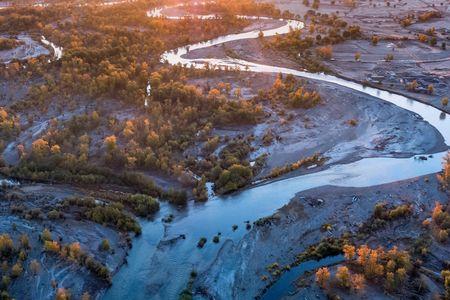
261;255;345;300
102;3;450;300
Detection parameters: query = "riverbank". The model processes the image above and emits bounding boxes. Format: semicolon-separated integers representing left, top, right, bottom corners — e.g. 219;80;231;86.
197;173;449;299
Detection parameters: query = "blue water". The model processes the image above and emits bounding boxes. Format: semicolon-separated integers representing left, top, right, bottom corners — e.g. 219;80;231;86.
262;255;345;300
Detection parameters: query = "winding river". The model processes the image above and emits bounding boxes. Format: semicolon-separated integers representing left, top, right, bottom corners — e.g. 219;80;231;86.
103;4;450;300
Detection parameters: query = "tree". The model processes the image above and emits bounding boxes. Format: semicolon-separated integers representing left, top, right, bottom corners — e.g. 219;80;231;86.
356;245;370;266
11;263;23;278
69;242;81;260
343;244;355;260
41;228;52;242
99;239;110;251
442;97;449;106
438;153;450;190
437;229;448;243
19;234;29;249
316;45;333;59
351;273;365;291
442;270;450;298
56;288;70;300
31;139;50;158
385;271;395;291
315;267;330;288
51;144;61;154
104;135;117;152
336;266;351;288
215;164;253;193
29;259;41;275
371;35;379;45
0;234;13;258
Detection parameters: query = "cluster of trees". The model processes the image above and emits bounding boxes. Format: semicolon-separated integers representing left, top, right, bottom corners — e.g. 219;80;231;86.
269;11;361;66
0;38;22;50
88;191;159;217
316;244;411;292
0;107;20;145
0;0;257;113
42;229;111;282
204;137;254;194
438;152;450;190
214;163;252;194
266;74;322;109
63;197;141;234
0;233;40;299
359;202;412;235
424;202;450;243
5;71;266;199
399;11;441;27
266;153;324;179
442;270;450;299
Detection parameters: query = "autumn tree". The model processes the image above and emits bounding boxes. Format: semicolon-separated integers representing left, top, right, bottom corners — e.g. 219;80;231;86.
336;266;351;288
343;244;355;260
315;267;330;288
104;135;117;152
29;259;41;275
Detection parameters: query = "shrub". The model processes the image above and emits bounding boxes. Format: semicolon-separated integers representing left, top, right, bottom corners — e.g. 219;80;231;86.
197;237;207;248
56;288;70;300
215;164;252;194
41;228;52;242
29;259;41;275
316;45;333;59
0;234;14;258
11;263;23;278
47;210;62;219
315;267;330;288
99;239;110;251
44;241;60;253
336;266;351;288
371;35;379;45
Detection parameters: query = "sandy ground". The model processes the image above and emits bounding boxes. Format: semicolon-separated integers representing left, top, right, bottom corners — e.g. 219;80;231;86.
197;174;449;299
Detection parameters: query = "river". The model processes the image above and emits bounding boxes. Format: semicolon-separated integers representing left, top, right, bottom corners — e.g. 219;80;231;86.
103;4;449;300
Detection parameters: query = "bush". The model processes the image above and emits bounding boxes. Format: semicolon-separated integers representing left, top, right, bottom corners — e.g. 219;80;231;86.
215;164;252;194
128;194;159;217
197;237;207;248
47;209;62;219
11;263;23;278
99;239;110;251
41;228;52;242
